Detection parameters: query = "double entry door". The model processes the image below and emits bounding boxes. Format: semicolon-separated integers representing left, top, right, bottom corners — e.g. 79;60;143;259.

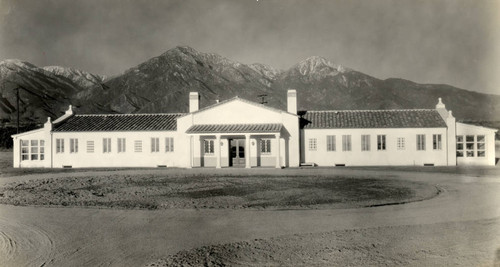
230;139;245;167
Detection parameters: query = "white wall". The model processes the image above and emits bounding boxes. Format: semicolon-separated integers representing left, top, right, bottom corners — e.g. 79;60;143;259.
301;127;448;166
51;131;182;168
12;128;52;168
177;99;300;167
456;123;497;166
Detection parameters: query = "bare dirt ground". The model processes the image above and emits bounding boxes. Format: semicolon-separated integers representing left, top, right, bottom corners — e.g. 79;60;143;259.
0;151;499;266
149;218;500;267
0;173;437;210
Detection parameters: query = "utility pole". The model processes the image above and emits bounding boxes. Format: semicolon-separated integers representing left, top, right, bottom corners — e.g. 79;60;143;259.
3;81;55;134
16;87;20;133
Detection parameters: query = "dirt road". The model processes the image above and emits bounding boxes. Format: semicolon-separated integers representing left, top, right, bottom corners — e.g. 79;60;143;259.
0;167;499;266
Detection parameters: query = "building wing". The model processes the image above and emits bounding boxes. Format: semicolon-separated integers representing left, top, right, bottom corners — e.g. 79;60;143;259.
301;109;447;129
53;113;185;132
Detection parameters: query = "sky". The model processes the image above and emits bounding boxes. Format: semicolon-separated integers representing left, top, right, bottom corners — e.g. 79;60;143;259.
0;0;499;95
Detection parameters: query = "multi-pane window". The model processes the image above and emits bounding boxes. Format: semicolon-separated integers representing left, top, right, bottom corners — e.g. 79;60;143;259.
21;140;44;161
397;137;405;150
308;138;317;151
457;135;486;158
477;135;485;157
416;134;426;151
260;139;271;154
342;135;352;151
361;135;370;151
151;137;159;153
134;140;142;152
165;137;174;152
56;138;64;153
21;140;29;160
39;140;45;160
30;140;38;160
465;135;474;157
433;134;442;150
327;135;336;151
87;141;94;153
456;136;464;157
103;138;111;153
204;139;214;154
377;135;386;151
70;138;78;153
118;138;126;153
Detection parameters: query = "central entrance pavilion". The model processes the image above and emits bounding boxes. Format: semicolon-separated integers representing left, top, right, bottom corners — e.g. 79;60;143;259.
177;92;300;168
186;123;284;168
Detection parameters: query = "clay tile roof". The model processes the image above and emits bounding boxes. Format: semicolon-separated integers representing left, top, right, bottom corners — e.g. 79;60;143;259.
53;113;184;132
301;109;447;129
186;123;283;134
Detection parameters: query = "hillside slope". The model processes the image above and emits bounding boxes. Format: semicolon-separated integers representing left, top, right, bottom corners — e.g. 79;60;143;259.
1;46;499;127
0;59;105;124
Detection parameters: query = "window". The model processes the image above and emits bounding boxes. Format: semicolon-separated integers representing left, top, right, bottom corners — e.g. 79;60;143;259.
327;135;336;151
433;134;442;150
39;140;45;160
361;135;370;151
87;141;94;153
118;138;126;153
466;135;474;157
30;140;38;160
416;134;425;151
165;137;174;152
134;140;142;152
260;139;271;154
103;138;111;153
397;137;405;150
151;137;159;153
308;138;317;151
70;138;78;153
477;135;485;157
458;135;485;158
377;135;386;151
21;140;29;161
204;139;214;154
21;140;45;161
456;136;464;157
342;135;351;151
56;138;64;153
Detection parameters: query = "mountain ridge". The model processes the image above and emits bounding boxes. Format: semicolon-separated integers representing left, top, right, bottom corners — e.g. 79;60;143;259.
1;46;499;128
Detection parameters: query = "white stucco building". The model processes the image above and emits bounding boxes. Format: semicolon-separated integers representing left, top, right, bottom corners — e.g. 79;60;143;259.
12;90;497;168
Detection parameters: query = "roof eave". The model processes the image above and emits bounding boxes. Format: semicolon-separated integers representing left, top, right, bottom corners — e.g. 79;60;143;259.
11;128;45;138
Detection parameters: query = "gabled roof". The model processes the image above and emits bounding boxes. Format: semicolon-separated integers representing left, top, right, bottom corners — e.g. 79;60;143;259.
53;113;184;132
186;123;283;134
301;109;447;129
180;96;297;118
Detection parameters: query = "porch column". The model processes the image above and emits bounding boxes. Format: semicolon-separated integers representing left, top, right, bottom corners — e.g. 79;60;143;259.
245;134;251;168
215;134;221;168
275;133;281;168
188;135;193;168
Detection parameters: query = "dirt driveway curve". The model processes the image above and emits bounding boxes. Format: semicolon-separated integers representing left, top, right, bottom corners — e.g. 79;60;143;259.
0;167;499;266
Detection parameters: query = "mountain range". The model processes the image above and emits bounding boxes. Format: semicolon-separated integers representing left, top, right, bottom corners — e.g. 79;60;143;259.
1;46;499;127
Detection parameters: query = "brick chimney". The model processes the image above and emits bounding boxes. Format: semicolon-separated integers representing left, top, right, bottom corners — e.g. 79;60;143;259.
189;92;199;113
287;89;297;114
